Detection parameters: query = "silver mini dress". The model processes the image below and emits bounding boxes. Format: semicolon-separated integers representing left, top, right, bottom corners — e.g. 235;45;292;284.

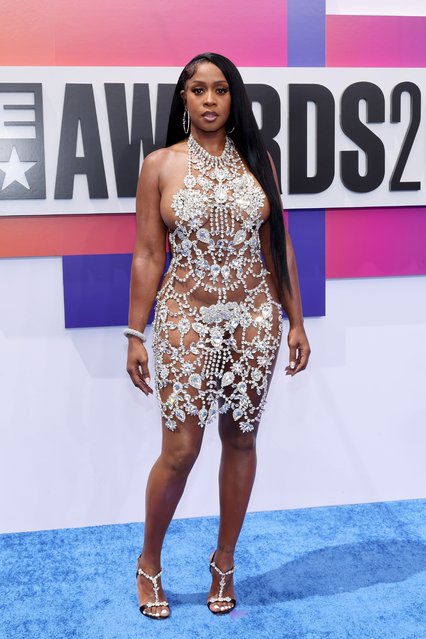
152;135;282;433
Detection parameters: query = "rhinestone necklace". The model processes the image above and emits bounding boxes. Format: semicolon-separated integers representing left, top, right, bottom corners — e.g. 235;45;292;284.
187;133;235;170
184;133;245;188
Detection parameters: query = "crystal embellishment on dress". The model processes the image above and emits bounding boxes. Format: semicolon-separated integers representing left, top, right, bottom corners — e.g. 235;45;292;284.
221;265;230;279
197;228;211;243
214;185;228;204
199;408;208;421
211;264;221;278
188;374;202;389
233;230;246;245
152;133;283;432
184;174;196;188
221;372;234;387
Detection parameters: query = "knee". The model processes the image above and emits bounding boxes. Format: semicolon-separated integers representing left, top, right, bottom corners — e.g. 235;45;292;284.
162;446;200;477
221;430;257;453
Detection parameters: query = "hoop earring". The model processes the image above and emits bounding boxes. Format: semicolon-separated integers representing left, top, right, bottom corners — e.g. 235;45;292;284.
183;108;190;135
227;125;235;134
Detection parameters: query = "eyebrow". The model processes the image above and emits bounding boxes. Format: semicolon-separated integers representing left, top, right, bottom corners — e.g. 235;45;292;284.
188;80;229;85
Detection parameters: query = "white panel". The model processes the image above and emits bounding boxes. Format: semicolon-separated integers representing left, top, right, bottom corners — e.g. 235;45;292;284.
2;67;426;212
326;0;426;16
0;257;426;533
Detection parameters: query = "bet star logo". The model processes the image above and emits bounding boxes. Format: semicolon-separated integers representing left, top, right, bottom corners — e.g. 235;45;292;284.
0;83;46;200
0;146;36;191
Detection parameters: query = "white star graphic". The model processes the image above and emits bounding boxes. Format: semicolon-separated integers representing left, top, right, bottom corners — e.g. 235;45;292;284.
0;146;37;191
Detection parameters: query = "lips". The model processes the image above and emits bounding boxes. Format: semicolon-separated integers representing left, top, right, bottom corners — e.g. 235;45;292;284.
202;111;218;121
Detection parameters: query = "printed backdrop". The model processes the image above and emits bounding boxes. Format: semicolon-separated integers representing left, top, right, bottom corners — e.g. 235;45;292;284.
0;0;425;327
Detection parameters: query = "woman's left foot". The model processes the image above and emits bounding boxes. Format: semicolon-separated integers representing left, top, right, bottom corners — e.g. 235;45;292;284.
207;550;236;614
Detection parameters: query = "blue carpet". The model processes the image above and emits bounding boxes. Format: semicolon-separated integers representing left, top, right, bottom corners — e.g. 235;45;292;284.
1;499;426;639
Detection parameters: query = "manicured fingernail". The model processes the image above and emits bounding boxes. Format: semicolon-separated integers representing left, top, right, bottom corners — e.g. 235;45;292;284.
290;361;295;370
144;377;151;385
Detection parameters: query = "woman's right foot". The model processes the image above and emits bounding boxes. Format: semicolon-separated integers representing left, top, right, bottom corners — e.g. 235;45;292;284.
136;555;170;619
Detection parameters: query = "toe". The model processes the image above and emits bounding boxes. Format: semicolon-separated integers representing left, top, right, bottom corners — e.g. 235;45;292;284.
152;606;165;618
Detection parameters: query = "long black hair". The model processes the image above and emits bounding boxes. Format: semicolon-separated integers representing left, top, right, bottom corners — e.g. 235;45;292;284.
165;52;291;297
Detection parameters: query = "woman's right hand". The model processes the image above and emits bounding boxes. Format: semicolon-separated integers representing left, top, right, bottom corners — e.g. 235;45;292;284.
126;338;153;395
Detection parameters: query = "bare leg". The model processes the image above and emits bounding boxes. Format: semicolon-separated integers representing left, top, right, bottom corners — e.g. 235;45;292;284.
207;413;259;612
137;417;205;618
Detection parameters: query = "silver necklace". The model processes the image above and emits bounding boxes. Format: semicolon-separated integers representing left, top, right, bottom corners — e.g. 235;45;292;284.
187;133;234;167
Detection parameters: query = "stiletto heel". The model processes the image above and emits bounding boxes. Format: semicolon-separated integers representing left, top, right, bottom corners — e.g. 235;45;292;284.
207;550;236;614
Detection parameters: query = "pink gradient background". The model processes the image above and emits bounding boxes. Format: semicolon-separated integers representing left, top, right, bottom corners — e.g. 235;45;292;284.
327;15;426;68
0;215;136;258
0;0;286;66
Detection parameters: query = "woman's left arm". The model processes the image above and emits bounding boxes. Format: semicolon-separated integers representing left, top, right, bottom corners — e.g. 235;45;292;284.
259;155;311;376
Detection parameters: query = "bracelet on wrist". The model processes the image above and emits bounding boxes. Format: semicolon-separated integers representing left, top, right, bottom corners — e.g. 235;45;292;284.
123;327;147;343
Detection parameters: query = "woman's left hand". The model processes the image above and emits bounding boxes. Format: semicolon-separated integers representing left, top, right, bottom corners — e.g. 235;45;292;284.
285;325;311;376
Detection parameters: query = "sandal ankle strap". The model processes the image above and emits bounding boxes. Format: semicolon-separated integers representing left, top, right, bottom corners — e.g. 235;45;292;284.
136;566;163;582
210;560;235;577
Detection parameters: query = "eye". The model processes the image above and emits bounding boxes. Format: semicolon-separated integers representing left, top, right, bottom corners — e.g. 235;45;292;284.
217;87;229;95
192;87;204;95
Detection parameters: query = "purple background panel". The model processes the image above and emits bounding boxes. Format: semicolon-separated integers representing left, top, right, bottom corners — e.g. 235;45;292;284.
287;0;326;67
286;0;326;317
62;253;171;328
63;254;132;328
288;210;326;317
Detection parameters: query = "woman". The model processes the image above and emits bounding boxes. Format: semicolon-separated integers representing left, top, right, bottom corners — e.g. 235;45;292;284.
125;52;310;619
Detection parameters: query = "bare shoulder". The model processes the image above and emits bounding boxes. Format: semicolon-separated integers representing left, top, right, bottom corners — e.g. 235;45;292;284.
142;142;187;178
144;142;187;165
140;147;169;173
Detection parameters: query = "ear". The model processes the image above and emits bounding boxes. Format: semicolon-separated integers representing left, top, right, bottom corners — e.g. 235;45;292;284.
180;88;186;107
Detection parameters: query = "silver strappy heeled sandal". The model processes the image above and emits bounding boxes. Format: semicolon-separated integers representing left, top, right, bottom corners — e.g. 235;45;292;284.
136;557;170;619
207;551;237;615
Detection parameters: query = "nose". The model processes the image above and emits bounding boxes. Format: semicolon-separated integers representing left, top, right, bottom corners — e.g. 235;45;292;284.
203;89;216;105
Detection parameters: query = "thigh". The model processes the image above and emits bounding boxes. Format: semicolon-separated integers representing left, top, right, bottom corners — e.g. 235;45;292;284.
218;292;282;434
160;412;206;468
153;296;213;431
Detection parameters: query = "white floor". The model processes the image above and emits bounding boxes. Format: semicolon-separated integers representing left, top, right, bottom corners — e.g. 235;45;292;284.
1;256;425;533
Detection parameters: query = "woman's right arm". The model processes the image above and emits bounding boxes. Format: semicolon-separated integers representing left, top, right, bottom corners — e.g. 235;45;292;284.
126;150;168;395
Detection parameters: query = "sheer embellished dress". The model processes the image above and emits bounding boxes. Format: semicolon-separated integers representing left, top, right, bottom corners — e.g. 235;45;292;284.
152;134;283;433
